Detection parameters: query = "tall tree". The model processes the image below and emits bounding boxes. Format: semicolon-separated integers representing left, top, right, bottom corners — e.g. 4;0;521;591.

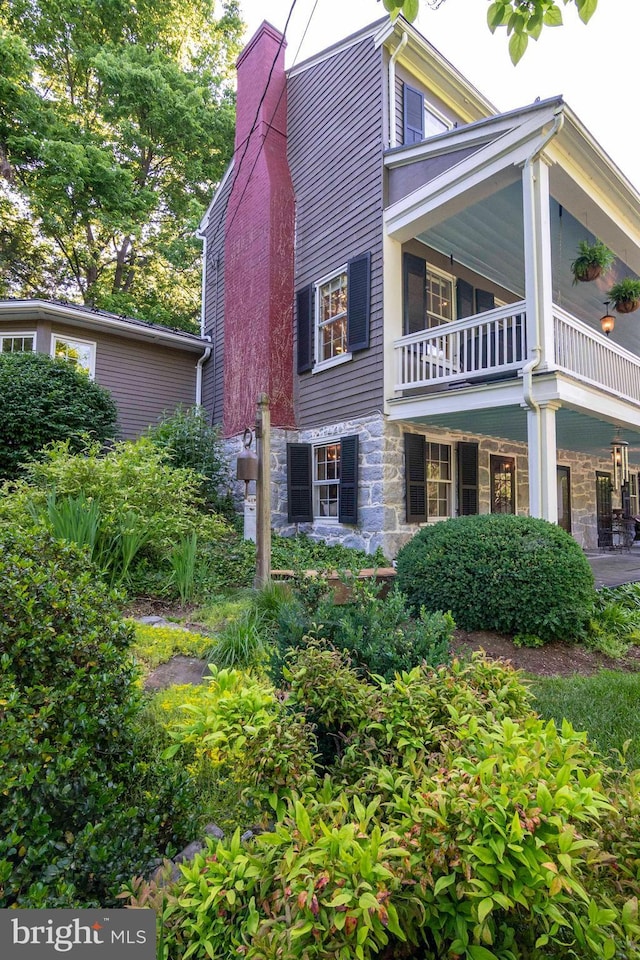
0;0;242;331
385;0;598;63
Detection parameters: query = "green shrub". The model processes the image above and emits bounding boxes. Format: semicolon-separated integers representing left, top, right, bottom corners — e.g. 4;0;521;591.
271;531;387;571
130;621;213;672
0;438;231;599
0;351;117;479
208;608;269;670
270;578;452;682
141;651;639;960
147;406;233;518
395;514;596;643
0;526;200;906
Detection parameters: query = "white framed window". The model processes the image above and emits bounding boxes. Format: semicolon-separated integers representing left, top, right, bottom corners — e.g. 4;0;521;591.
426;267;455;328
314;268;351;370
313;442;341;519
424;100;453;138
52;335;96;377
1;332;36;353
426;441;452;520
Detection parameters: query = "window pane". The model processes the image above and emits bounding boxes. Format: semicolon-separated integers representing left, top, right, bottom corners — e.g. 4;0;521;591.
425;442;451;518
317;272;347;362
53;337;93;374
426;271;453;326
2;335;34;353
314;443;341;518
491;456;515;514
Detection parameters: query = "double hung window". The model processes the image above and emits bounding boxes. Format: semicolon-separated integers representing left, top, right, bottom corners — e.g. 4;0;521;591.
287;436;359;525
1;333;35;353
316;271;348;366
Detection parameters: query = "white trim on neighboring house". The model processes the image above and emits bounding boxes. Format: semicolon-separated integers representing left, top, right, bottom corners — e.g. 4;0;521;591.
52;333;97;378
0;300;207;351
196;161;235;237
0;331;36;353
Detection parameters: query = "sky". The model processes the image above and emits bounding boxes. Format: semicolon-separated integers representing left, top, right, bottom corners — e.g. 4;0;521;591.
237;0;640;191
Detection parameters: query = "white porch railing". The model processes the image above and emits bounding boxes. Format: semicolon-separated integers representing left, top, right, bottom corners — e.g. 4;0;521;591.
394;301;527;391
553;306;640;405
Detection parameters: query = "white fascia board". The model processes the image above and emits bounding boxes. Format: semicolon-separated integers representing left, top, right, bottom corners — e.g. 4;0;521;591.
0;300;208;352
286;19;386;78
197;160;234;237
553;373;640;431
386;378;525;420
384;106;563;241
385;96;563;169
375;17;496;122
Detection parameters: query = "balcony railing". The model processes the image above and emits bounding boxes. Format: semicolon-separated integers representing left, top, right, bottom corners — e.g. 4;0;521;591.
553;305;640;405
394;301;527;391
394;300;640;405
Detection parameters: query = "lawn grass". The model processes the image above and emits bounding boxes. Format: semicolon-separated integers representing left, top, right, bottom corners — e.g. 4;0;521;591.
530;670;640;770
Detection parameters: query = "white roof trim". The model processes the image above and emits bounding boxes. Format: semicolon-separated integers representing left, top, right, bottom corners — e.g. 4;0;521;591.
286;18;386;78
0;300;208;351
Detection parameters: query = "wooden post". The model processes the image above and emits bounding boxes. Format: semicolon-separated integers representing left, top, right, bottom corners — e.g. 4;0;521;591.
254;393;271;588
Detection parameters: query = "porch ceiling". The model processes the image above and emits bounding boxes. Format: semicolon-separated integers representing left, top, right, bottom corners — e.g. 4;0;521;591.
419;182;640;360
401;404;640;462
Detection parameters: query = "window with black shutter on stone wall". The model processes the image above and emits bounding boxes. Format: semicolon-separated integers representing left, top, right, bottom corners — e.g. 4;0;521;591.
287;435;359;525
405;434;479;522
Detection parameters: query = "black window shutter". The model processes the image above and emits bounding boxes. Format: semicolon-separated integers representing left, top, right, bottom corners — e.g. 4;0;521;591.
296;285;313;373
347;253;371;353
475;289;495;313
456;278;474;319
287;443;312;522
403;84;424;145
404;433;427;523
338;435;359;524
457;441;479;516
403;253;427;335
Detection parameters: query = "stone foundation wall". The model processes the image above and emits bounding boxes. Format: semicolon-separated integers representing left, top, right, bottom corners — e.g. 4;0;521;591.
224;418;636;559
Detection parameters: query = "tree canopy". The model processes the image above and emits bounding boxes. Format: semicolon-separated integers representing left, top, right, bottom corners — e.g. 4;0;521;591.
0;0;243;331
384;0;598;63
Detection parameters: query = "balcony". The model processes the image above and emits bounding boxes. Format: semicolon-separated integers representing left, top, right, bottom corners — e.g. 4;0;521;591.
394;302;640;408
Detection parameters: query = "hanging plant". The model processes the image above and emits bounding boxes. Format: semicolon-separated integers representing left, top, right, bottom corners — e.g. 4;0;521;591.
570;239;615;283
608;278;640;314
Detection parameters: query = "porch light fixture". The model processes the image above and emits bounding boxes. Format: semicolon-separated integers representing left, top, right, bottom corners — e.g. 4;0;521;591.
611;434;630;489
600;301;615;336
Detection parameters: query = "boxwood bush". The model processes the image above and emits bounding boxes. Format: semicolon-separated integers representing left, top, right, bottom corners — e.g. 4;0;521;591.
395;514;596;642
0;352;117;480
0;525;200;906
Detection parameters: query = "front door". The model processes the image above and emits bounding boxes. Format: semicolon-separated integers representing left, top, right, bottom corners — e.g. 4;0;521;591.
557;466;571;533
596;472;613;548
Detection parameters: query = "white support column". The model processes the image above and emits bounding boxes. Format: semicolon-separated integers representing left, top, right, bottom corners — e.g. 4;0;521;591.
382;232;403;413
527;400;559;522
522;155;555;369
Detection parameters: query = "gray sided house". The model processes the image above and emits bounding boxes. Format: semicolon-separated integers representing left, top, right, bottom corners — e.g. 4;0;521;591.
0;299;211;438
200;17;640;557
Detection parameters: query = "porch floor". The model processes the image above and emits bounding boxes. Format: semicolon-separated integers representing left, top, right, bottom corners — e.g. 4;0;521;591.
586;542;640;589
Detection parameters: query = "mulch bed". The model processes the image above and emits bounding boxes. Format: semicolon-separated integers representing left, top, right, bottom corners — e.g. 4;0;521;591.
452;629;640;677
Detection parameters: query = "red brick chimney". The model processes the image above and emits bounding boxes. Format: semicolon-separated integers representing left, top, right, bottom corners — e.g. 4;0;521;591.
223;22;295;437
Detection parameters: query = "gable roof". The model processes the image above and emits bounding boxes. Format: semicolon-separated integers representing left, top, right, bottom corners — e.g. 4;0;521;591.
0;299;209;351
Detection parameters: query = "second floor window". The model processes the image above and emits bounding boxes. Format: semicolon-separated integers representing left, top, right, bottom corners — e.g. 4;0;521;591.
317;270;348;364
426;269;454;328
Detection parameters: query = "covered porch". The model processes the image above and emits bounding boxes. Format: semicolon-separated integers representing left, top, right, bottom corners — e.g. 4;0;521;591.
382;96;640;530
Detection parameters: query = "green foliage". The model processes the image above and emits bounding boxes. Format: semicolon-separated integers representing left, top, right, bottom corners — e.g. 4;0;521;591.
383;0;598;64
0;352;117;480
208;608;269;670
147;406;233;516
130;621;213;672
271;531;388;572
0;437;231;598
571;239;615;282
0;525;199;906
608;277;640;311
395;514;596;643
145;651;637;960
531;670;640;769
0;0;242;327
584;585;640;658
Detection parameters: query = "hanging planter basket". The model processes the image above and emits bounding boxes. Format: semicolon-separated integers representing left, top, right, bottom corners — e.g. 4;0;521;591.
609;278;640;315
615;298;640;315
571;240;615;285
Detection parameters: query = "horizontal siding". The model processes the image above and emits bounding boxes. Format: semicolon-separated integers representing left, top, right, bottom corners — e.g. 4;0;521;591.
202;170;234;427
51;323;198;439
288;36;385;428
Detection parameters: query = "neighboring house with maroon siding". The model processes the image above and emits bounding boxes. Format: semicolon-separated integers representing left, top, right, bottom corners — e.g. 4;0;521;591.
0;299;211;439
200;16;640;557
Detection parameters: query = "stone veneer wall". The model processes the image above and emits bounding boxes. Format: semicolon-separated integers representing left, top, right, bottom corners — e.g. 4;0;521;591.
224;419;636;559
383;420;632;557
